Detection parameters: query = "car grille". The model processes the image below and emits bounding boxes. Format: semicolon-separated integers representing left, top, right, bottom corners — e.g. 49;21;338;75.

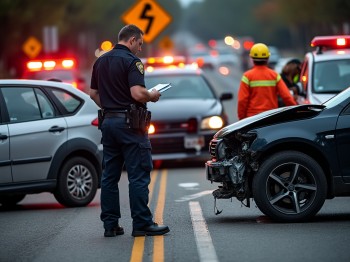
152;120;195;134
209;139;218;158
154;122;185;133
150;135;212;154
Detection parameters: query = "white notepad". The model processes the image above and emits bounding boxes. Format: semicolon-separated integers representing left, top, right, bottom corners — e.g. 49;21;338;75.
148;83;172;93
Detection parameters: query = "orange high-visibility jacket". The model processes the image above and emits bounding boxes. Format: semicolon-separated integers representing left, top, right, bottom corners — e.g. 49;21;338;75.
237;65;297;120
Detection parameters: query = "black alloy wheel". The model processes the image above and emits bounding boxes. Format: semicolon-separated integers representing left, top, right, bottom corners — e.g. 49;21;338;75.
252;151;327;222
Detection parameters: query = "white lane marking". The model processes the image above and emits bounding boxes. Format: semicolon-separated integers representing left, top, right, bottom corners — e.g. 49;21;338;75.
175;190;213;202
189;201;219;262
178;182;199;189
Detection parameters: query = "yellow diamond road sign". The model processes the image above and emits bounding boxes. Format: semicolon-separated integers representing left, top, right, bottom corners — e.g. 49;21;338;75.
159;36;173;50
122;0;172;43
22;36;42;59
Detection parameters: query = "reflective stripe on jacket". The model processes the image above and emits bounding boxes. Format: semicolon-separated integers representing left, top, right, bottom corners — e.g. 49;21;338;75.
237;65;297;120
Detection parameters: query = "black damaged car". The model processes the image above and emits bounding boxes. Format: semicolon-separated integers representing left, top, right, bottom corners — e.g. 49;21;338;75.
206;86;350;222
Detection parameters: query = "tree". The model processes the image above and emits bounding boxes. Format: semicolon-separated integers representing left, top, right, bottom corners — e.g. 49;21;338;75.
255;0;350;52
0;0;181;77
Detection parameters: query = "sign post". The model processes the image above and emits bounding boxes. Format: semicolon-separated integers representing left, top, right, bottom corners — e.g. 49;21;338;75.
122;0;172;43
43;26;58;53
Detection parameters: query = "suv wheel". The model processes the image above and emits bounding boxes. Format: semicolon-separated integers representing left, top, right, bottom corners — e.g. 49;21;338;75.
252;151;327;222
54;156;98;207
0;194;26;207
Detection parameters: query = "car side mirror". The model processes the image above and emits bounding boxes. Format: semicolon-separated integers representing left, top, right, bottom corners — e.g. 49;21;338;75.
220;92;233;101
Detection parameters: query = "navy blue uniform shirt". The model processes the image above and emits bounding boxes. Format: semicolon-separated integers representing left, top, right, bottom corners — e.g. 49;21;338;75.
91;44;146;110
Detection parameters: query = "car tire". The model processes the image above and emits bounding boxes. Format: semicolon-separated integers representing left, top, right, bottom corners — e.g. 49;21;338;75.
0;194;26;207
54;157;98;207
252;151;327;222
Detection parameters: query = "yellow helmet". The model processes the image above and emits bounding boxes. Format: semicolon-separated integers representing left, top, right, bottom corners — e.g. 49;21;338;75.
249;43;270;59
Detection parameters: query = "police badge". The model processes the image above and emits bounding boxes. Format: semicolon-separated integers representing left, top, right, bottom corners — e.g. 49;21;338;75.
136;61;144;74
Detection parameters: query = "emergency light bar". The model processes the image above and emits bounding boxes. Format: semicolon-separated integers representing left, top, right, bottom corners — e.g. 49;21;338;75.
144;56;186;67
26;58;76;71
311;35;350;49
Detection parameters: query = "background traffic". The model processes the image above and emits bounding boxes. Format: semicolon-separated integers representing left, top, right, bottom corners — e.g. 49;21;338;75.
1;0;349;81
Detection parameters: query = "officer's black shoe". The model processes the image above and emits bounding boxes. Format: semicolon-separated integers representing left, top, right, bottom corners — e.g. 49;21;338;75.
104;225;124;237
132;222;170;237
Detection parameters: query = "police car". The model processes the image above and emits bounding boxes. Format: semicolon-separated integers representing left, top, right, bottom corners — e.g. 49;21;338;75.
143;56;233;161
300;35;350;104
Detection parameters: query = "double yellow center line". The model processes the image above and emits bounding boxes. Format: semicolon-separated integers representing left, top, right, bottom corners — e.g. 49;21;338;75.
130;169;168;262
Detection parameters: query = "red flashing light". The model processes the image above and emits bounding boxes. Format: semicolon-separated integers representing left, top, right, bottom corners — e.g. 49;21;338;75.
26;58;76;71
208;39;217;48
62;59;74;68
43;61;56;69
243;41;254;50
144;56;186;69
311;35;350;48
27;61;43;70
209;49;219;57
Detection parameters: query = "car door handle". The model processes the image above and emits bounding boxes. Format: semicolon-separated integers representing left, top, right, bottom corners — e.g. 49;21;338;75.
0;134;8;140
49;126;65;132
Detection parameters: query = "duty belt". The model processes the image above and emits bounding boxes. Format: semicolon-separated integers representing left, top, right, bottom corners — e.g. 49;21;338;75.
104;111;127;118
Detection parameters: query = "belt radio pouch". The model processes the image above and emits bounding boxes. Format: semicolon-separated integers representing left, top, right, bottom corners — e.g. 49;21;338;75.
97;109;104;130
127;104;151;132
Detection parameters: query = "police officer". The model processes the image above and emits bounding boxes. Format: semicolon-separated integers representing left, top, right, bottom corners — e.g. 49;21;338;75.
90;24;170;237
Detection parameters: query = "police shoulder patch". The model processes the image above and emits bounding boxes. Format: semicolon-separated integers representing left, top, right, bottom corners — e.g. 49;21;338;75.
136;61;144;74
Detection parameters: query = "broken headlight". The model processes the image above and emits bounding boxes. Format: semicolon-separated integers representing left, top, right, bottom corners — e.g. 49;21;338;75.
216;139;227;160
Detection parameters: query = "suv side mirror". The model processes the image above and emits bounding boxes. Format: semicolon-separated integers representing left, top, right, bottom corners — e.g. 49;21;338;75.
220;92;233;101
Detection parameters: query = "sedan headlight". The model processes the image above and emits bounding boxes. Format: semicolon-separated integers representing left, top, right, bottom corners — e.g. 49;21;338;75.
216;139;227;159
201;116;224;130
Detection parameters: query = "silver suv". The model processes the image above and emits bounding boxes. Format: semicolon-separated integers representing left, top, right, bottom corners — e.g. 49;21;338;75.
0;79;102;207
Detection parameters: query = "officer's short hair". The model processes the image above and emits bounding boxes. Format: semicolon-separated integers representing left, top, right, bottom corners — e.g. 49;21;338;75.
118;24;144;42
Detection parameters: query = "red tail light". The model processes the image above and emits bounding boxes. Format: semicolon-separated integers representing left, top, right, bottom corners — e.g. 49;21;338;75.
91;118;99;127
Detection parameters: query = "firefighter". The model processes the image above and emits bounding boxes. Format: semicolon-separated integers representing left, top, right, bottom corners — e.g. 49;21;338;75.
237;43;297;120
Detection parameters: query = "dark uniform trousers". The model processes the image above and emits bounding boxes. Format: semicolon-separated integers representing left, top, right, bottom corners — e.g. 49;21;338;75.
100;116;153;230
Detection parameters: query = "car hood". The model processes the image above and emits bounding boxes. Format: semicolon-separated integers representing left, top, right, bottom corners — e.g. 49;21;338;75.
148;98;222;120
214;104;325;138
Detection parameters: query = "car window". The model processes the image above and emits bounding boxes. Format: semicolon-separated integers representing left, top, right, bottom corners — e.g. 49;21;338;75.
313;59;350;93
145;74;215;99
2;87;53;123
51;89;81;113
34;88;55;118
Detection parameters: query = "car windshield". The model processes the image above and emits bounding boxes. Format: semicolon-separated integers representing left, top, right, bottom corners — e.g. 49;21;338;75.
145;74;216;99
313;59;350;93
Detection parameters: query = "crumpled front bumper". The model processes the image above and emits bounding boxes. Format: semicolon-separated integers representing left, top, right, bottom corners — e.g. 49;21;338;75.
205;160;232;182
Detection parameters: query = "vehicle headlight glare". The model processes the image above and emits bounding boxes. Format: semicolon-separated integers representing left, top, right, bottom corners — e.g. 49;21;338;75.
201;116;224;130
148;124;155;134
